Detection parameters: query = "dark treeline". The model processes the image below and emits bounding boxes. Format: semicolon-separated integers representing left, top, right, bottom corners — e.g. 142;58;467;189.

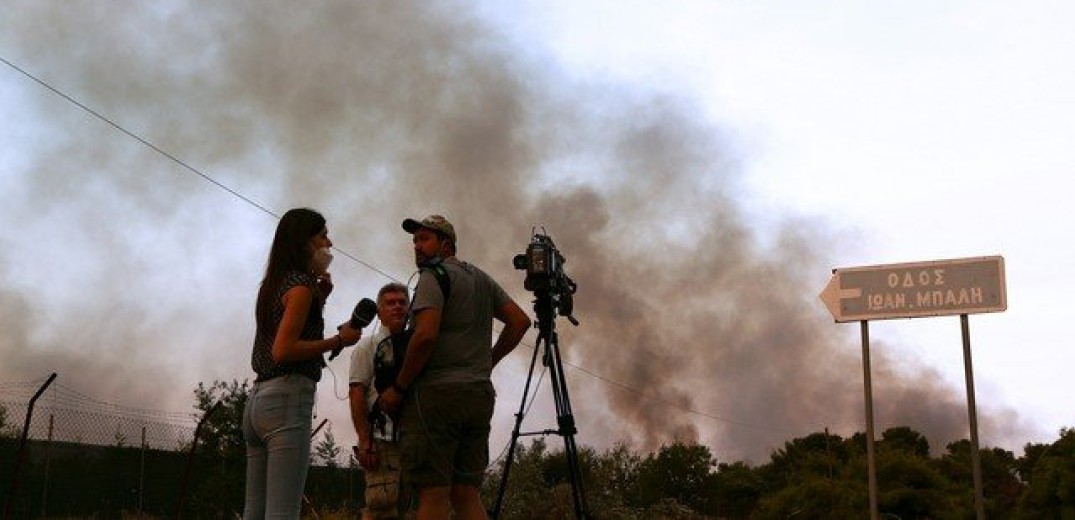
485;427;1075;519
4;381;1074;519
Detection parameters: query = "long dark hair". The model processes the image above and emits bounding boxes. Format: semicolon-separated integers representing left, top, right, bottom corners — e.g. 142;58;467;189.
256;208;326;328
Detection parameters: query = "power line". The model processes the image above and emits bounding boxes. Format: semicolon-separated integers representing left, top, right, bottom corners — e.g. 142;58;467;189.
0;54;399;283
1;54;793;439
0;55;277;220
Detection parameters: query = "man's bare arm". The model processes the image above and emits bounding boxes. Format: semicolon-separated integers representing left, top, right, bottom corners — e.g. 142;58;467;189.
348;383;372;449
492;300;531;368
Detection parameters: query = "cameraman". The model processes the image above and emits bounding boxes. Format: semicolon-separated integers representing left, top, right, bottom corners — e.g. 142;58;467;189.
379;215;530;520
349;282;412;519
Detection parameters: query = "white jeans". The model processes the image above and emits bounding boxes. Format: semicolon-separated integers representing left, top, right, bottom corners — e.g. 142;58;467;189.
243;374;316;519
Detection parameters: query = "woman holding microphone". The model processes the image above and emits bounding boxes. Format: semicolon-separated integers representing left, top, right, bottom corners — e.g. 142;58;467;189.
243;207;362;519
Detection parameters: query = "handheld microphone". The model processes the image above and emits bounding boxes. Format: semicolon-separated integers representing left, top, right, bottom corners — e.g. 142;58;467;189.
329;297;377;360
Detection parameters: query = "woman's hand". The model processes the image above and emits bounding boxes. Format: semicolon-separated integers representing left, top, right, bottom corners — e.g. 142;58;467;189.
337;321;363;347
317;272;334;298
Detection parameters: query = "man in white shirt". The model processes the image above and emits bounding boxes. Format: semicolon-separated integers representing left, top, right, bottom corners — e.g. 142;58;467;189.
349;282;411;519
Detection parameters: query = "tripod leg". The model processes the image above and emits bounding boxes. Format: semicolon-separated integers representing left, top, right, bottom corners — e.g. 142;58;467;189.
491;330;547;519
563;436;588;518
546;330;590;519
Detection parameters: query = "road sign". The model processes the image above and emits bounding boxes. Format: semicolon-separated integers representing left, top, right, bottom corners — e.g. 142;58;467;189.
820;256;1006;322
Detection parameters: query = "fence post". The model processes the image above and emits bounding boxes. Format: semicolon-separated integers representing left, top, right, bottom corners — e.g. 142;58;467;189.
175;401;221;520
39;414;54;518
4;372;57;520
140;425;147;515
302;419;330;519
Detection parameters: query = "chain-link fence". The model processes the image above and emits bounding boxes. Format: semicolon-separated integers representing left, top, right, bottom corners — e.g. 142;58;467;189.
1;378;360;518
0;379;198;451
1;378;199;517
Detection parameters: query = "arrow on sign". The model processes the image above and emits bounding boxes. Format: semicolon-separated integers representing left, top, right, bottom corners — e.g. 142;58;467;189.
819;274;862;321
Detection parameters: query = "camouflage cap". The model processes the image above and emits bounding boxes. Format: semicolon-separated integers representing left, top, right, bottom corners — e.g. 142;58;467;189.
402;214;456;243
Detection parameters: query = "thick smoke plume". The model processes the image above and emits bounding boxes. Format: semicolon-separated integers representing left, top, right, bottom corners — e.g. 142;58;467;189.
0;1;1034;461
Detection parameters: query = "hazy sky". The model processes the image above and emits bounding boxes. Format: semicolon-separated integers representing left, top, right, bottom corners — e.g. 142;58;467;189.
2;1;1073;464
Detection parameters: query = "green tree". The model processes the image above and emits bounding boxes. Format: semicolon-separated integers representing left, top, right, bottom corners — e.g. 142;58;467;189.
934;438;1023;518
711;461;764;518
540;442;596;490
588;442;643;516
636;441;716;514
756;427;957;519
880;426;931;458
763;430;850;487
313;424;342;468
482;438;556;519
191;379;249;458
484;439;644;519
871;427;955;518
113;424;128;448
753;476;866;519
1016;441;1050;482
1015;427;1075;519
876;449;952;518
754;431;865;519
187;379;249;517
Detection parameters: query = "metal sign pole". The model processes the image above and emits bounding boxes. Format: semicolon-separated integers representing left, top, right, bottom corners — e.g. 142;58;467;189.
960;314;986;520
822;256;1006;520
860;321;879;520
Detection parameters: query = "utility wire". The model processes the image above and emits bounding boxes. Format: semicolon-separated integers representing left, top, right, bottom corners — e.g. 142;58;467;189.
1;54;793;438
0;55;277;220
0;54;399;283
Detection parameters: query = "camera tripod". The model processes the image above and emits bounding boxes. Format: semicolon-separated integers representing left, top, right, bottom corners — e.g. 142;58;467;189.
492;291;589;519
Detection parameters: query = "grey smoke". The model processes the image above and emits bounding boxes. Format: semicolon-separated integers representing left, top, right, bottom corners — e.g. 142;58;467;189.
0;1;1036;461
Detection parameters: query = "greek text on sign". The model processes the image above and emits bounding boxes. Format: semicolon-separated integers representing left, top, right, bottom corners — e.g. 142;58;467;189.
819;256;1006;322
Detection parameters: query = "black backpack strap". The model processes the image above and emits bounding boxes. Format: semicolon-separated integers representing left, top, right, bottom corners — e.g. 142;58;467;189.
422;263;451;303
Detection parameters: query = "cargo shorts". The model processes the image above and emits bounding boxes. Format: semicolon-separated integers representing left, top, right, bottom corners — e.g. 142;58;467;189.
398;381;495;488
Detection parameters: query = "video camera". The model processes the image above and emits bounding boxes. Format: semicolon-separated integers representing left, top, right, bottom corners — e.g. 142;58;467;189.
513;232;578;325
